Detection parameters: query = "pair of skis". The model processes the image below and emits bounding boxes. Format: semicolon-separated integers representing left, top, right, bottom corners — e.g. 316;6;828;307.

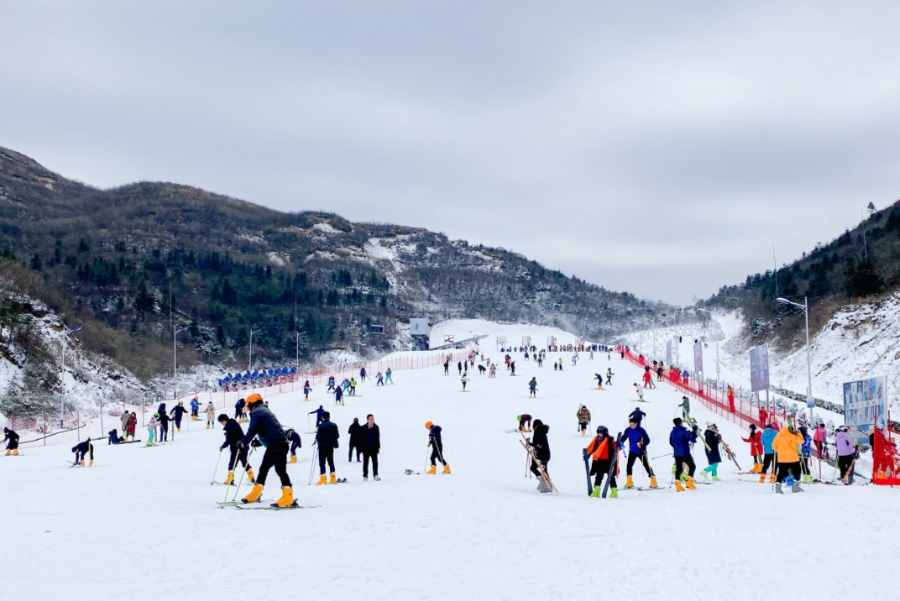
520;433;558;493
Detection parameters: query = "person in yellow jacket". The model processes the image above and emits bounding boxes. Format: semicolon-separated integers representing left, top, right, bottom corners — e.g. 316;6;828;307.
772;425;805;494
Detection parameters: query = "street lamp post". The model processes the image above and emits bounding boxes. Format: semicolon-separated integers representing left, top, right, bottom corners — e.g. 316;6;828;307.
777;296;814;426
173;325;190;400
61;326;83;426
248;328;262;371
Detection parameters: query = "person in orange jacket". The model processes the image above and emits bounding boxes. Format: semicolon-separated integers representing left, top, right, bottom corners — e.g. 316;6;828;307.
772;424;805;494
586;426;618;498
742;424;764;473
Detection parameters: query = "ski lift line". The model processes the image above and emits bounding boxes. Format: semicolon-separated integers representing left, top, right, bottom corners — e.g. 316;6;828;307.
427;335;489;351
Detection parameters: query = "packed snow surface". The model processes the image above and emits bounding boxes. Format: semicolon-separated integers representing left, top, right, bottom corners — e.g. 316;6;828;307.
4;324;898;601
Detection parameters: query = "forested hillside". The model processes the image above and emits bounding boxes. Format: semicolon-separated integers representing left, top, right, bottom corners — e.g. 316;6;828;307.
0;146;675;385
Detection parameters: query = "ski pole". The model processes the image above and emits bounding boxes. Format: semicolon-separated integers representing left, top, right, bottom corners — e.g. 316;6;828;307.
652;452;673;460
210;448;223;485
308;443;319;485
229;446;255;503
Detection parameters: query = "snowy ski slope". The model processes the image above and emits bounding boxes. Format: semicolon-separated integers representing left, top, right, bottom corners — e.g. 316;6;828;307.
3;322;898;601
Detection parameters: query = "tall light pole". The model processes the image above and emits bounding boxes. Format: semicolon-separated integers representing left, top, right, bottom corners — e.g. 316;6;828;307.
173;325;189;400
60;326;83;425
777;297;814;425
248;328;262;371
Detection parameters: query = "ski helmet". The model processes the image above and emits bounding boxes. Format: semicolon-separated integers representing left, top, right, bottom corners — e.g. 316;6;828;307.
596;425;609;436
425;421;433;430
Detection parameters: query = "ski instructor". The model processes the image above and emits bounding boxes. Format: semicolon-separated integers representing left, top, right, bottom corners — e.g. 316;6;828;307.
239;394;294;508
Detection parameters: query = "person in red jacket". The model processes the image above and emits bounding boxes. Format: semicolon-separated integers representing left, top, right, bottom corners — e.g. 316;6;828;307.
741;424;763;473
727;386;735;413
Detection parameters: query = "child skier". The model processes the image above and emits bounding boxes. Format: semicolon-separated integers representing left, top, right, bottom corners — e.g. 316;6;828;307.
314;412;340;485
528;377;537;398
304;380;312;401
218;414;253;485
327;376;335;392
147;413;159;446
461;372;469;391
426;421;450;474
759;424;777;483
285;428;302;464
669;418;698;492
620;419;657;489
239;396;294;507
594;374;604;390
385;368;393;384
605;368;613;386
518;414;532;432
3;427;19;455
633;383;645;403
742;424;763;472
72;438;94;466
698;423;722;482
376;372;384;386
587;426;618;498
577;405;591;436
190;397;200;421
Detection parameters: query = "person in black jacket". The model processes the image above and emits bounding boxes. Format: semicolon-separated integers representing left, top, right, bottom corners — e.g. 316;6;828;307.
239;396;293;507
4;427;20;455
72;438;94;467
426;421;450;474
360;414;381;480
157;403;170;442
170;401;189;432
529;419;551;478
285;428;302;464
234;398;246;421
218;415;253;485
348;418;363;462
315;412;340;485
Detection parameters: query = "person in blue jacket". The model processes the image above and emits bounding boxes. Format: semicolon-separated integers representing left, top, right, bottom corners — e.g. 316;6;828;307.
218;414;253;485
309;405;325;427
327;376;336;392
759;423;777;483
190;397;200;421
798;425;813;483
628;407;646;425
239;396;293;507
698;424;722;482
385;368;393;384
669;418;698;492
285;428;302;464
234;398;245;421
314;412;340;485
620;418;657;488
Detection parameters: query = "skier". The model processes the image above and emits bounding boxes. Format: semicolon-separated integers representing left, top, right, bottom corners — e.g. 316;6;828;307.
813;423;828;459
303;381;312;401
698;423;722;482
360;414;380;481
147;413;159;446
376;372;384;386
349;378;357;396
170;401;188;432
798;425;813;482
72;438;94;466
577;405;591;437
206;402;216;429
772;423;804;493
108;429;124;445
518;414;532;432
239;396;294;507
461;371;469;391
835;426;856;484
3;427;19;455
642;370;655;389
669;418;698;492
628;407;646;426
341;378;350;394
606;368;613;386
348;417;363;462
633;383;645;403
528;377;537;398
385;368;393;384
740;424;763;472
759;423;777;483
679;396;691;420
587;426;618;498
285;427;302;464
120;411;131;436
234;398;246;421
426;421;451;474
334;384;344;406
594;374;604;390
314;411;340;485
360;367;367;382
620;419;657;489
218;414;253;485
157;403;171;441
527;419;549;487
327;376;336;392
309;405;326;427
190;397;200;421
489;364;496;378
510;361;516;376
457;361;463;375
444;361;449;375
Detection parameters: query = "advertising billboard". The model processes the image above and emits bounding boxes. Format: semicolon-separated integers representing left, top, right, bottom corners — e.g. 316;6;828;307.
749;344;770;393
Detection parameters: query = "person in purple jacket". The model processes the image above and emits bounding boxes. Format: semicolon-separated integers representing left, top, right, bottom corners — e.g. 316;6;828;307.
835;426;856;484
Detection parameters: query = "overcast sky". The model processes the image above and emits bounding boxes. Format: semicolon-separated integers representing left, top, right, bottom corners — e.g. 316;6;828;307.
2;1;899;304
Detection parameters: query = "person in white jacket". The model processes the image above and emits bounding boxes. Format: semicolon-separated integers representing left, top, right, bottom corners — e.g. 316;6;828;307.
147;413;159;446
